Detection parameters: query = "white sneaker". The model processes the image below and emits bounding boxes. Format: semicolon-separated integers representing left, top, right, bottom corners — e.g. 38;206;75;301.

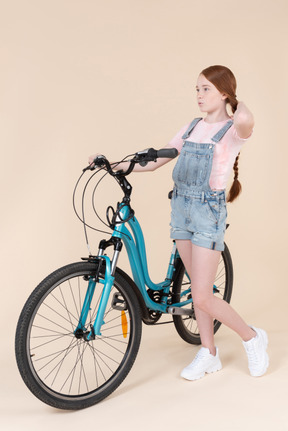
242;326;269;377
180;347;222;381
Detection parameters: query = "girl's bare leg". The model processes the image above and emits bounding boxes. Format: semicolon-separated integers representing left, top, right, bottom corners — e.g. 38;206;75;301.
175;240;216;354
176;240;256;354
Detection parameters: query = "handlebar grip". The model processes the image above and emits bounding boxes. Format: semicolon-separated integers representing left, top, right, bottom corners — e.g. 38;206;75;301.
156;148;178;159
137;147;178;166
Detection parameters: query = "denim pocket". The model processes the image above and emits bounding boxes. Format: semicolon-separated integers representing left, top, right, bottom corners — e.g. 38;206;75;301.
205;199;221;223
173;150;209;187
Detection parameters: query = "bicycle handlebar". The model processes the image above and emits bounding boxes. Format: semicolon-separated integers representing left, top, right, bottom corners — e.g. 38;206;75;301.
83;147;178;174
136;147;178;166
78;147;179;232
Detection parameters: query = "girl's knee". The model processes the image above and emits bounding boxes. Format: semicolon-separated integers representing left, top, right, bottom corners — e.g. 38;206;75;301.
193;294;213;312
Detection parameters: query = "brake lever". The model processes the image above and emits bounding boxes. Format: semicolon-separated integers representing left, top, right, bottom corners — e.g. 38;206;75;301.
82;156;107;172
82;164;94;172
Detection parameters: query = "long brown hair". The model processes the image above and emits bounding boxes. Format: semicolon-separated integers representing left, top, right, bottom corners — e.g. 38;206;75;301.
201;65;241;203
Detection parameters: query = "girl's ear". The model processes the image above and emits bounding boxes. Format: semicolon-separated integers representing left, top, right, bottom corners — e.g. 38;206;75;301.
221;93;228;101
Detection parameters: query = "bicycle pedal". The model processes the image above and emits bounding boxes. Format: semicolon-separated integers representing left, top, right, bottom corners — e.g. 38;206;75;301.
111;292;127;311
167;306;193;316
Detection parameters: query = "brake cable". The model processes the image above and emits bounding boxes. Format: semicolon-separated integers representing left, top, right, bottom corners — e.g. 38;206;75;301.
73;154;137;254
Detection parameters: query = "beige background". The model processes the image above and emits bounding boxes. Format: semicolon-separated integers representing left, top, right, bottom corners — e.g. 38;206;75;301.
1;0;287;429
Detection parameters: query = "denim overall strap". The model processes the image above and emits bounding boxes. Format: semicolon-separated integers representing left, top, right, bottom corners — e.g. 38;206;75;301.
211;120;233;143
181;118;203;139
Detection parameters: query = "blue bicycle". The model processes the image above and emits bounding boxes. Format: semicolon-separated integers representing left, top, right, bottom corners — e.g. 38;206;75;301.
15;148;233;410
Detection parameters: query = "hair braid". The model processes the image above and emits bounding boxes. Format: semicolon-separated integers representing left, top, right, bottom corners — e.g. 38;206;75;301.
201;65;243;202
229;96;238;114
227;153;242;202
227;97;242;201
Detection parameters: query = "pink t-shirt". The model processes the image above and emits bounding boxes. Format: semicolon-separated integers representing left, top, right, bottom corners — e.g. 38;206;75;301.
169;118;251;190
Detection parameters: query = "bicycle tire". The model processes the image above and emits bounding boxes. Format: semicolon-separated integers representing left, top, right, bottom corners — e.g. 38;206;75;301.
172;242;233;344
15;262;142;410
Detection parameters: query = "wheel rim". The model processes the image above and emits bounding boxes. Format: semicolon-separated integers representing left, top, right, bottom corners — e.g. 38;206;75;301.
26;271;135;399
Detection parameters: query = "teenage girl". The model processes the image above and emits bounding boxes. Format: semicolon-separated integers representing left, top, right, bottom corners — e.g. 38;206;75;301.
89;65;269;380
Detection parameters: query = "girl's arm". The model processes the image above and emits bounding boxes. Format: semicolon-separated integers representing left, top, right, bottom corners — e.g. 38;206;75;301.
233;101;255;139
88;143;177;173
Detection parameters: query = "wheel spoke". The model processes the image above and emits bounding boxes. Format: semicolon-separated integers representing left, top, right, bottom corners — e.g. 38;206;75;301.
42;302;76;328
89;343;121;367
31;332;72;351
38;338;78;375
35;313;72;334
97;337;127;355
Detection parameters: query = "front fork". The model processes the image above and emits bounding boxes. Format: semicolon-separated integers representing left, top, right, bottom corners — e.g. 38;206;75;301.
74;237;122;340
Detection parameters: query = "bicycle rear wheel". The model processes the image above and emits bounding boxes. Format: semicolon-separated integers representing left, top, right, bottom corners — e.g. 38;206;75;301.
172;243;233;344
15;262;142;410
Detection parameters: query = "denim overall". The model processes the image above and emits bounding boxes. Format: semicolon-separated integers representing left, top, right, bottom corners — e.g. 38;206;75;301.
170;117;233;251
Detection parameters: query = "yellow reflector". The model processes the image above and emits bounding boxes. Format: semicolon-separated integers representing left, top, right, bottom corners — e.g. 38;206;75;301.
121;310;128;338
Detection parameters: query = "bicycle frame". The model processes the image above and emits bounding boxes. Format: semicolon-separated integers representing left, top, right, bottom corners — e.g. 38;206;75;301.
75;202;192;340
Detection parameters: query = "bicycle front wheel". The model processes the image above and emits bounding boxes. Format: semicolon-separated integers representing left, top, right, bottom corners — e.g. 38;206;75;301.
15;262;142;410
172;243;233;345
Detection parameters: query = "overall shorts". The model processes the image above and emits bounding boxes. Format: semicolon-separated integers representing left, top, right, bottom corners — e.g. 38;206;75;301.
170;117;233;252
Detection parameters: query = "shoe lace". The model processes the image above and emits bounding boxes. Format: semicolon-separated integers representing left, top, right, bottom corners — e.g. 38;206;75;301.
245;343;261;366
191;348;208;366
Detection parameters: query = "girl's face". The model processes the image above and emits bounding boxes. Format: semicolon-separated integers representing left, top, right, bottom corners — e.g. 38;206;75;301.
196;74;226;114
